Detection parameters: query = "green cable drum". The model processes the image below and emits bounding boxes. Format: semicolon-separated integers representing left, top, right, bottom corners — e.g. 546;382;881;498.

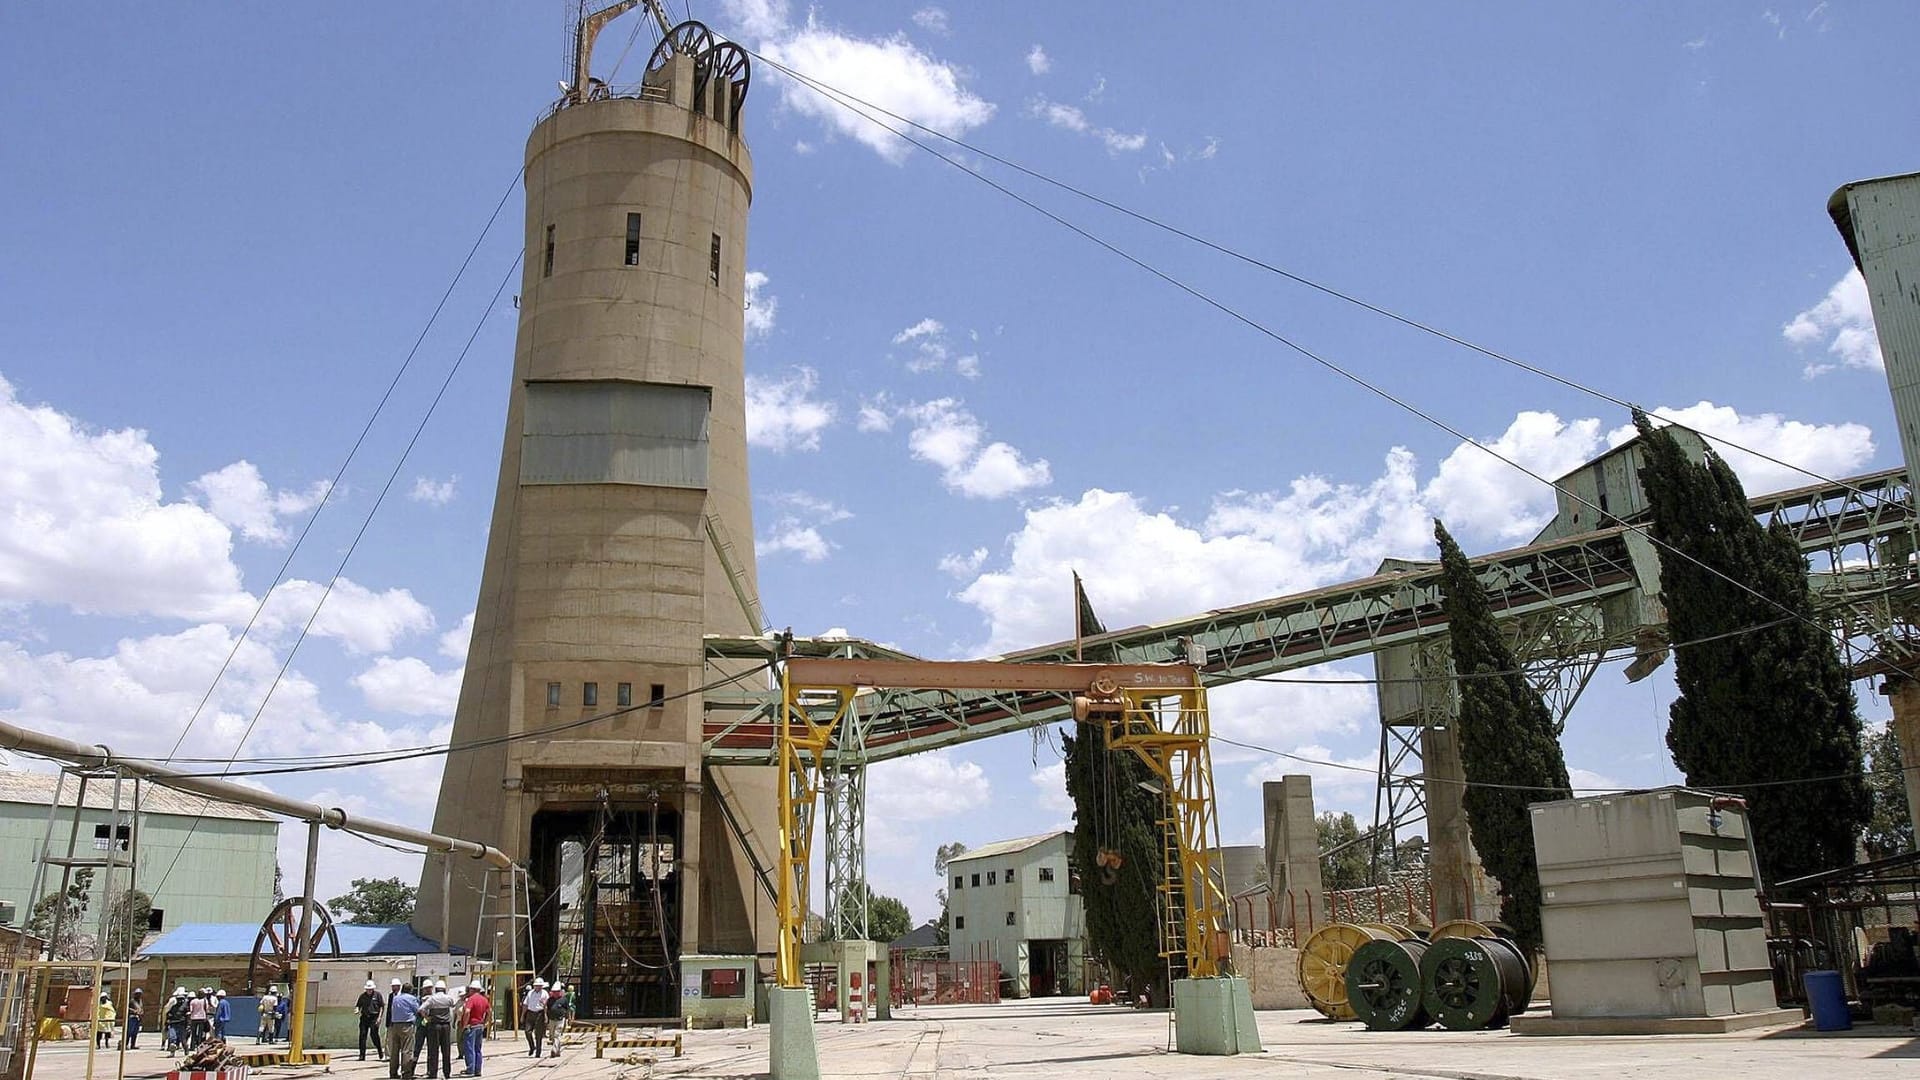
1344;937;1429;1031
1418;935;1530;1030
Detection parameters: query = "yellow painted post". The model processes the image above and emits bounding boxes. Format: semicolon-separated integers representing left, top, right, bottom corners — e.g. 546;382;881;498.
287;821;320;1065
776;669;798;988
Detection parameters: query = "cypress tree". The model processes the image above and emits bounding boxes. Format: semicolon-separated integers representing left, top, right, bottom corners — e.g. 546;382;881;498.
1062;577;1169;1001
1434;520;1573;954
1632;413;1869;886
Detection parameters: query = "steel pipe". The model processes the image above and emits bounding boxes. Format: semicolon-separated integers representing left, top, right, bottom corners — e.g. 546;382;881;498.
0;718;513;868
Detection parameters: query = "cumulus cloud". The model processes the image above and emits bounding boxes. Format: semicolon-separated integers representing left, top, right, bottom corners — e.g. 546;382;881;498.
1784;268;1881;377
189;461;331;544
745;367;836;452
889;317;980;377
744;270;778;340
408;476;457;506
911;6;948;33
1028;96;1146;154
259;578;436;655
900;399;1051;498
755;523;831;562
950;401;1874;655
1029;760;1072;815
352;656;462;717
1609;401;1874;496
866;751;990;855
726;1;995;165
856;395;895;433
1026;44;1051;75
438;611;475;664
0;374;252;623
939;547;988;578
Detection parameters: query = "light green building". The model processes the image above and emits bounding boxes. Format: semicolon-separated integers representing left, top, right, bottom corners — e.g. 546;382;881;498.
0;770;280;934
946;832;1086;998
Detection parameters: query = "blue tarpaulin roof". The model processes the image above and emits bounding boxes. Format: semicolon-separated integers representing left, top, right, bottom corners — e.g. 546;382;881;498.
142;923;462;958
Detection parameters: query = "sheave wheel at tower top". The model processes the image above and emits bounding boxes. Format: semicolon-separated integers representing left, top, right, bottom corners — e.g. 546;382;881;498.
646;20;716;76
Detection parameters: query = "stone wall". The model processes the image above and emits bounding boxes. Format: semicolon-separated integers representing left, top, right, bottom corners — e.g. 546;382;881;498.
1229;943;1308;1010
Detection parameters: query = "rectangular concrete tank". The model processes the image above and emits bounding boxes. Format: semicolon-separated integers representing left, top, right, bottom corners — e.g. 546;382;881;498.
1530;787;1776;1019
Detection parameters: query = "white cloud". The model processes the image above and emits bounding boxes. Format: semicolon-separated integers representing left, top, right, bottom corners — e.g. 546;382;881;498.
1028;96;1146;154
352;656;462;717
735;3;995;165
856;394;895;433
1026;44;1051;75
893;318;944;344
955;355;981;379
1246;743;1379;801
0;375;252;623
939;547;988;578
756;522;832;562
866;751;991;855
949;401;1875;656
259;578;435;655
745;366;836;452
438;611;475;664
1425;411;1604;542
1208;674;1377;762
189;461;330;544
1784;269;1881;377
1608;401;1875;496
776;491;853;523
901;399;1051;499
744;270;778;340
1029;761;1072;814
408;476;457;506
911;6;948;34
1569;766;1623;793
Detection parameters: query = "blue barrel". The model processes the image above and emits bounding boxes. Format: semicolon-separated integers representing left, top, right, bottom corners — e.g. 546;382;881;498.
1802;970;1851;1031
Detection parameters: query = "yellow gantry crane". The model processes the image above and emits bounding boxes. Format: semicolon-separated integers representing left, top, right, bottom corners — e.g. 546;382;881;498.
772;656;1231;988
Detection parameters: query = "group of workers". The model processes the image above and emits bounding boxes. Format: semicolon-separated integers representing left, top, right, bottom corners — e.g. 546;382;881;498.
161;986;236;1053
371;976;572;1079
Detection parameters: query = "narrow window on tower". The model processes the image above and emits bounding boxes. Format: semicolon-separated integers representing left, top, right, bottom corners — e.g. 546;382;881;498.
546;681;562;707
709;233;721;285
617;682;633;707
650;683;666;707
583;682;598;707
544;224;555;277
624;213;641;267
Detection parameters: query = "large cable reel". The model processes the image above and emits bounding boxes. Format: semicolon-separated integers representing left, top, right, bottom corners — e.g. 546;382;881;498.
1345;936;1430;1031
1418;935;1532;1030
1298;923;1393;1020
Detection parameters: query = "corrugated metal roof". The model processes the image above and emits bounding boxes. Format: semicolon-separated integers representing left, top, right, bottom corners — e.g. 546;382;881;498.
141;923;459;958
0;770;278;822
946;831;1064;864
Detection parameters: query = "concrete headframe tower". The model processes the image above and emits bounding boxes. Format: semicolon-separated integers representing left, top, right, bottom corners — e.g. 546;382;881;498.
417;4;773;1016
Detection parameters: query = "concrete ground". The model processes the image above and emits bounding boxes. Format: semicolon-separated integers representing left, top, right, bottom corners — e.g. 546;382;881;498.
24;1000;1920;1080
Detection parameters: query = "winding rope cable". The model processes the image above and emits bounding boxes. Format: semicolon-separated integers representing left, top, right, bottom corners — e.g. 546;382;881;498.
759;64;1861;665
744;48;1892;510
162;167;527;763
148;251;524;901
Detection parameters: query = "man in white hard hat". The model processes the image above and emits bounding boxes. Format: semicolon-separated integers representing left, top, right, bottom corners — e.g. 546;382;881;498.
357;979;387;1061
544;982;571;1058
519;979;548;1058
421;980;457;1080
165;988;190;1054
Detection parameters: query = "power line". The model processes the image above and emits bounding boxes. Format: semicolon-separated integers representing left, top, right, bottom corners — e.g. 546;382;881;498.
743;49;1890;511
754;55;1858;668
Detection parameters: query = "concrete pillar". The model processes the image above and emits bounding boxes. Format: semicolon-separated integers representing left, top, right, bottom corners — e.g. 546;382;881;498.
1424;725;1500;923
1888;680;1920;844
1263;776;1324;936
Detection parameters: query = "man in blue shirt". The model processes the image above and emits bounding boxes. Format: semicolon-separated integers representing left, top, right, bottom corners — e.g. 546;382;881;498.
386;981;421;1080
214;991;231;1041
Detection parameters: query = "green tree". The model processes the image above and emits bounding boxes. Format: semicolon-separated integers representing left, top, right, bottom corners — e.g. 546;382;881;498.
102;889;153;963
1317;812;1371;891
864;886;913;944
1633;414;1870;886
1063;581;1170;1002
327;877;417;925
1435;519;1572;954
1862;724;1913;861
932;842;967;946
27;867;94;958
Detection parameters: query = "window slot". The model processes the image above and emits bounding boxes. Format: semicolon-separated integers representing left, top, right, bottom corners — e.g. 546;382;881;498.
709;233;721;285
583;682;599;707
543;224;555;277
624;213;641;267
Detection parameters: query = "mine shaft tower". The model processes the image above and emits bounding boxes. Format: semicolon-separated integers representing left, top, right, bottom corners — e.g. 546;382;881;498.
417;1;774;1019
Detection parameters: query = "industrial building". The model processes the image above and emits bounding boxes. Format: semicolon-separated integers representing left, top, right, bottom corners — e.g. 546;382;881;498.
0;769;279;932
945;833;1085;997
415;3;773;1020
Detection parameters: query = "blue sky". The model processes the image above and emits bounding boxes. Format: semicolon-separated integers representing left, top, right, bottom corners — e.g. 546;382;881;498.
0;1;1913;926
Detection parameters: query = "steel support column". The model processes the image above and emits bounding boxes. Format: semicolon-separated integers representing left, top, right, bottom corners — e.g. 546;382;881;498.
823;762;868;941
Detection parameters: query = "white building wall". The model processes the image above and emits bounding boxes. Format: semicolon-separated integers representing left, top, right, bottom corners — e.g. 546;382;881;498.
946;834;1084;996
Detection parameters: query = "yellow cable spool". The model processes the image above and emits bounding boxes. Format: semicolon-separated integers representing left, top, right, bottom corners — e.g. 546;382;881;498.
1297;923;1391;1020
1359;921;1414;940
1428;918;1493;942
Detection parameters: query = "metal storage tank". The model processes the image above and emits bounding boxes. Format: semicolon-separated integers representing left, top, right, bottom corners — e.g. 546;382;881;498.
1529;787;1777;1019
